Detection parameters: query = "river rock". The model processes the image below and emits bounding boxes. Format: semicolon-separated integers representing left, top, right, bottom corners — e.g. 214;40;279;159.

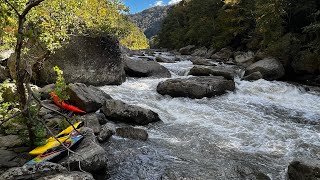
97;123;115;143
39;171;94;180
116;127;148;141
179;45;196;55
191;58;218;66
242;71;263;81
59;128;107;173
0;162;67;180
32;35;126;86
205;48;216;59
0;65;10;82
192;47;208;57
245;57;285;80
124;56;171;78
80;113;101;135
211;48;233;60
101;99;161;125
234;51;255;66
188;65;236;80
0;150;19;168
157;76;235;99
287;161;320;180
155;55;176;63
67;83;112;113
0;135;24;148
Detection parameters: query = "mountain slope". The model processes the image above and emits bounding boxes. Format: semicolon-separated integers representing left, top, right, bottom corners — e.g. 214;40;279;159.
128;6;170;39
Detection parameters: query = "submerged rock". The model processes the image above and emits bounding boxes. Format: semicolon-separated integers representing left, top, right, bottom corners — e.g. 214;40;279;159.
157;76;235;99
124;56;171;78
188;65;236;80
101;99;161;125
67;83;112;113
245;57;285;80
0;162;67;180
116;127;148;141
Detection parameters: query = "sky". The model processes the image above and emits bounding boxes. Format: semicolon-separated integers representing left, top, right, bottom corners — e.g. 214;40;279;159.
123;0;182;14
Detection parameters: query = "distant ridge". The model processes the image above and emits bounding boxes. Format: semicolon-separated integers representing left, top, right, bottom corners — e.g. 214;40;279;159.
128;6;170;39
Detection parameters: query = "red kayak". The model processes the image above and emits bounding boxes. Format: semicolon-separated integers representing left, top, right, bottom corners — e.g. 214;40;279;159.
50;92;86;114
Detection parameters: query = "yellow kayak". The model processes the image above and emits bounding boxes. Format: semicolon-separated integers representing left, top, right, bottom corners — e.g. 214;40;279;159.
29;121;83;156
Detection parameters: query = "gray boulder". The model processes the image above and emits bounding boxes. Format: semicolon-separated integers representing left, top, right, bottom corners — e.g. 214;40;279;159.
59;128;107;173
32;35;126;86
80;113;101;135
211;48;233;60
157;76;235;99
116;127;148;141
155;55;176;63
97;123;115;143
192;47;208;57
39;171;94;180
124;56;171;78
205;48;216;59
0;162;67;180
0;150;20;169
242;71;263;81
179;45;196;55
245;57;285;80
67;83;112;113
234;51;255;66
0;135;24;148
188;65;236;80
101;99;161;125
288;161;320;180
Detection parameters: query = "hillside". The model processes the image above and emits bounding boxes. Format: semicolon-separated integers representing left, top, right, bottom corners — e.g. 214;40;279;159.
128;6;170;39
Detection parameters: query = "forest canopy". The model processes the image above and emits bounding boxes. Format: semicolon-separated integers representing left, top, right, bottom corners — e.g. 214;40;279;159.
0;0;149;51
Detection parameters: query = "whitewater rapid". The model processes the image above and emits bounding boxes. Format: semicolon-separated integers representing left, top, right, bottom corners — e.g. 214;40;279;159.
100;61;320;180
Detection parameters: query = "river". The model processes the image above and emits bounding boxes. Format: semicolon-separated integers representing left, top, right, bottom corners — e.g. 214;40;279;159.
100;60;320;180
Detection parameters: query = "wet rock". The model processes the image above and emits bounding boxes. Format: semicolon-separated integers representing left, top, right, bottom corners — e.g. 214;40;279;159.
80;113;101;135
157;76;235;99
0;135;24;148
188;65;236;80
116;127;148;141
0;162;67;180
190;58;218;66
32;35;126;86
0;150;20;168
101;99;161;125
124;56;171;78
234;51;255;66
245;57;285;80
211;48;233;60
60;128;107;173
38;84;56;100
97;123;115;143
192;47;208;57
39;171;94;180
155;55;175;63
242;71;263;81
67;83;112;113
96;112;108;125
179;45;196;55
288;161;320;180
205;48;216;59
0;65;10;82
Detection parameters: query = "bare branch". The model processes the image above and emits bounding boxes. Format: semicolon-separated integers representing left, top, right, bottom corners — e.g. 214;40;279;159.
2;0;20;16
21;0;46;17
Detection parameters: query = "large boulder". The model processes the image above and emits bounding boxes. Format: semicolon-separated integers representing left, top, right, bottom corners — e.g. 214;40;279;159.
192;47;208;57
32;35;126;86
188;65;237;80
211;48;233;60
80;113;101;135
157;76;235;99
287;161;320;180
0;150;26;171
242;71;263;81
245;57;285;80
124;56;171;78
116;127;148;141
234;51;255;66
39;171;94;180
0;162;67;180
0;135;24;148
59;128;107;173
155;55;176;63
179;45;196;55
101;99;161;125
67;83;112;113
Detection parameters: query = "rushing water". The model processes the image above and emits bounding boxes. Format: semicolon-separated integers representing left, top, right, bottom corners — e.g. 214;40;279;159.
100;61;320;180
